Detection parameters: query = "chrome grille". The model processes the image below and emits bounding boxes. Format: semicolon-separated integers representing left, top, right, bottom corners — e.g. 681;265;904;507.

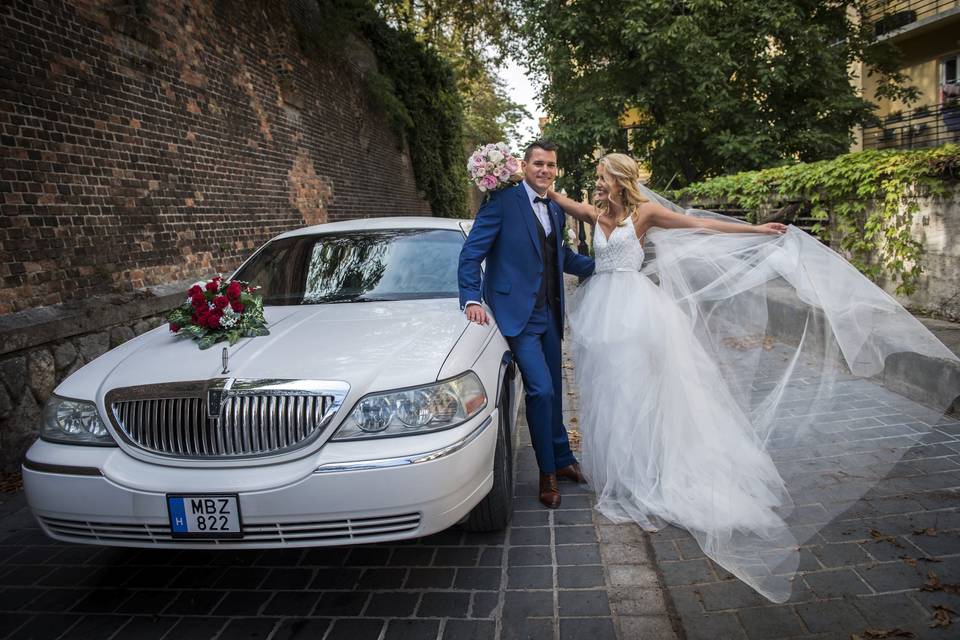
106;379;350;459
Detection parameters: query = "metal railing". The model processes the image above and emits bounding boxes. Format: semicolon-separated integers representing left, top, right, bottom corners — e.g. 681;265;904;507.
865;0;959;37
862;102;960;150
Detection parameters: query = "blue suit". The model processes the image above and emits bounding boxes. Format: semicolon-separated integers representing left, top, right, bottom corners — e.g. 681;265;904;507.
458;183;595;473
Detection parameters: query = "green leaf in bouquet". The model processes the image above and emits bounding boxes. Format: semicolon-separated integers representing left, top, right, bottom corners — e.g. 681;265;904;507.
198;334;222;350
227;329;241;346
244;325;270;337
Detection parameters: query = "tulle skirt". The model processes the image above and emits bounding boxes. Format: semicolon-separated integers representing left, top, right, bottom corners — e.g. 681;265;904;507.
567;223;959;603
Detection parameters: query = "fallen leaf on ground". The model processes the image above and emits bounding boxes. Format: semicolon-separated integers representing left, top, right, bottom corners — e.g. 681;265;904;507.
849;629;916;640
921;570;960;595
870;529;905;548
930;604;956;628
913;527;938;536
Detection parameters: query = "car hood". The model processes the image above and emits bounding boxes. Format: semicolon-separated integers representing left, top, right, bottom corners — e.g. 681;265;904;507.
59;299;473;402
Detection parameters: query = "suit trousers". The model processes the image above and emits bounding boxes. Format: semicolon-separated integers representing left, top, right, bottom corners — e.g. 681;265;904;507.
506;301;576;474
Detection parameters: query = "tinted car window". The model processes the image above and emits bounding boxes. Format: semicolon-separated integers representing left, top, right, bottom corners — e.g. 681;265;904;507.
233;229;464;305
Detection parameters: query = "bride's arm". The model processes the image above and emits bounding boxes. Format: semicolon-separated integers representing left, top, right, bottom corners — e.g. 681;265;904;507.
639;200;786;235
546;188;598;224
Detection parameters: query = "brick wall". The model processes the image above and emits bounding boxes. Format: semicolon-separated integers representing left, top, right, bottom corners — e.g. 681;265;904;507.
0;0;433;315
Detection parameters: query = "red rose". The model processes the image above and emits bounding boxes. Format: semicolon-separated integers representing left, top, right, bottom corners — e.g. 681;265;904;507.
205;281;218;292
226;281;242;299
230;300;244;313
207;310;223;329
191;294;207;309
213;295;229;309
169;323;180;333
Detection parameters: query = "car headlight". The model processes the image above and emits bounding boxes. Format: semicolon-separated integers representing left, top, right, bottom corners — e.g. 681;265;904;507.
332;371;488;441
40;396;116;446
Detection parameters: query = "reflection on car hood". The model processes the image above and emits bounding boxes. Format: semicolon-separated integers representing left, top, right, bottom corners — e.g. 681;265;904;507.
59;299;472;402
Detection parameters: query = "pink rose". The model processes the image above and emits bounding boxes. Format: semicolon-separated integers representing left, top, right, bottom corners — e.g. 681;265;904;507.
481;174;498;190
505;157;519;173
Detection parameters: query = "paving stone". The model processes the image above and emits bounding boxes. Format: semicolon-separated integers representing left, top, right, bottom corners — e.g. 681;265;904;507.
558;616;616;639
856;561;926;593
7;613;82;640
607;563;660;588
556;544;601;565
558;589;611;616
384;619;441;640
659;559;716;586
312;591;370;616
388;547;435;567
263;591;321;616
357;568;407;590
849;593;929;628
165;590;226;616
442;619;496;640
477;547;504;567
508;546;552;567
512;511;550;527
617;615;678;639
556;510;594;525
453;567;501;590
418;592;470;618
811;542;873;568
272;618;333;640
261;567;313;590
112;615;179;640
503;590;554;619
325;619;385;640
555;525;598;544
502;617;553;640
794;599;868;633
471;591;499;618
558;565;605;588
736;605;806;639
507;566;554;590
213;590;271;616
803;568;874;597
681;612;747;640
697;581;773;611
217;617;279;639
405;568;455;588
433;547;481;567
509;527;551;546
114;589;177;614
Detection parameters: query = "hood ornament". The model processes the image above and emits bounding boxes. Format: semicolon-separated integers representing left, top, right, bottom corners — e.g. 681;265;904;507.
221;347;229;375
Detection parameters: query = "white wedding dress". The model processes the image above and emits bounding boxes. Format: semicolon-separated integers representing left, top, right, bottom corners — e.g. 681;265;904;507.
566;208;959;603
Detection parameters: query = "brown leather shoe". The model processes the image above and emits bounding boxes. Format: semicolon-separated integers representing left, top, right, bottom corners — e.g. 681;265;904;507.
557;462;585;484
539;472;561;509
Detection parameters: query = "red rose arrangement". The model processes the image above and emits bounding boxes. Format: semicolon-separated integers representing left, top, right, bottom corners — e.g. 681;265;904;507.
167;275;269;349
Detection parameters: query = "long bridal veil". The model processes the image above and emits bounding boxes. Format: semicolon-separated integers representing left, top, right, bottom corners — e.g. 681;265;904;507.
614;185;958;602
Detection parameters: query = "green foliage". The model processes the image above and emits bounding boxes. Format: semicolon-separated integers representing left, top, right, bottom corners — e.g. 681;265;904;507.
361;14;469;217
289;1;469;218
672;145;960;295
520;0;919;192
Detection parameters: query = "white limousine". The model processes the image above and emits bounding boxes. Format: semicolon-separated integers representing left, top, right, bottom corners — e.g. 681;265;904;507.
23;217;520;548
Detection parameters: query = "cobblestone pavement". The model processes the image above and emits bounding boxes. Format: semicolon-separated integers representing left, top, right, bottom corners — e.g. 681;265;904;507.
0;346;676;640
649;350;960;640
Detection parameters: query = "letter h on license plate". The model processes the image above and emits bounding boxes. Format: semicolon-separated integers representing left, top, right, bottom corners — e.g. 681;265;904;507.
167;494;243;538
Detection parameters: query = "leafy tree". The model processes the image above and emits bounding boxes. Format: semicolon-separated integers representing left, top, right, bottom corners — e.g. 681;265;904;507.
520;0;919;191
376;0;530;148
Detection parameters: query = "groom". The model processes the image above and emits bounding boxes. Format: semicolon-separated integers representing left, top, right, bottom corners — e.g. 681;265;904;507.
458;139;595;508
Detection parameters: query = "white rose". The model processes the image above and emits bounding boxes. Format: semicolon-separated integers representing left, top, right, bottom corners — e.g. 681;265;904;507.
488;150;503;163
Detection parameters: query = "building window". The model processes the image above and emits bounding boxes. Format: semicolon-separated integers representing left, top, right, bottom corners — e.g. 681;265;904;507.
941;53;959;90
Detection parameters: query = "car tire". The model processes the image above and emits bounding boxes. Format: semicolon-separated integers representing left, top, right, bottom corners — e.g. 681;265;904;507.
461;382;514;532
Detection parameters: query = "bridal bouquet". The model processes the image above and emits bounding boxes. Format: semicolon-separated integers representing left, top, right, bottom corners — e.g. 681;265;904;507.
467;142;521;192
167;276;269;350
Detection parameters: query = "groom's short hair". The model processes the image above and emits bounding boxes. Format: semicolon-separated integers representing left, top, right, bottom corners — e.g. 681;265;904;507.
524;139;558;161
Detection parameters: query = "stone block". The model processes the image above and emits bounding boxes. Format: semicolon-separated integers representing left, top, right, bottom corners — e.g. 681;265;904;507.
26;349;55;400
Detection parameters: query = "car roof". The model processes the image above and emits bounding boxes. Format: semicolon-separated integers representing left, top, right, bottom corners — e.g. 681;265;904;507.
275;216;467;239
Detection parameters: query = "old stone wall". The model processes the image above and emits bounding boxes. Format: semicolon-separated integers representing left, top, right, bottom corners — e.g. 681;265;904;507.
1;0;431;315
0;0;434;469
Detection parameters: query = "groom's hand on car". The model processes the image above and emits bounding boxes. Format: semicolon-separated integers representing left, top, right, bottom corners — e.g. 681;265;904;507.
465;303;489;325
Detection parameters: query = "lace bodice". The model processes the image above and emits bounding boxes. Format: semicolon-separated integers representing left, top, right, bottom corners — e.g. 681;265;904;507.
594;220;644;273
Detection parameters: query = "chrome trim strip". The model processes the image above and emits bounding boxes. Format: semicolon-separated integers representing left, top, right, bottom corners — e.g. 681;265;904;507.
313;415;495;474
22;459;103;476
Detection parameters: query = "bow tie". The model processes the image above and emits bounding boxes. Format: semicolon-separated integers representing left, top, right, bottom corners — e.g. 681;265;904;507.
533;196;551;205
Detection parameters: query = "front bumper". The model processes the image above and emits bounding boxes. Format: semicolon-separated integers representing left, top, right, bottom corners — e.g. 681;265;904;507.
22;411;497;549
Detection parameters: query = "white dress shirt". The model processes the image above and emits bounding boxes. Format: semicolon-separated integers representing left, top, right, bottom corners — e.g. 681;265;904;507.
522;180;553;235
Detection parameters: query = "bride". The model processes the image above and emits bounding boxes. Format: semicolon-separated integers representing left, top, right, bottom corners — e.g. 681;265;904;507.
547;153;959;603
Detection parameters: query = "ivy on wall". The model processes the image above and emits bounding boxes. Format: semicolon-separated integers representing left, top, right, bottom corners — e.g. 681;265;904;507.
290;0;468;218
672;145;960;295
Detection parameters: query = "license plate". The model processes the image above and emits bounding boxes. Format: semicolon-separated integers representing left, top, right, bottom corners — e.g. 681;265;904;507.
167;494;243;538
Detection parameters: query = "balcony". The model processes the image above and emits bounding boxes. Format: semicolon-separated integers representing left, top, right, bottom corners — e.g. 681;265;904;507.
865;0;960;39
862;101;960;150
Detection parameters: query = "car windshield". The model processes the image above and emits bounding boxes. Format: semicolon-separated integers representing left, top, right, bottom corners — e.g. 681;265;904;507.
233;229;464;305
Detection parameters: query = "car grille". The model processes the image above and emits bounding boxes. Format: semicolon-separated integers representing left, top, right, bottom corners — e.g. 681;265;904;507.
37;513;421;546
106;379;350;459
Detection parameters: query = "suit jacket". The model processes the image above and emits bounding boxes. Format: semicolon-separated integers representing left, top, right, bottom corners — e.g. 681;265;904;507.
458;183;595;338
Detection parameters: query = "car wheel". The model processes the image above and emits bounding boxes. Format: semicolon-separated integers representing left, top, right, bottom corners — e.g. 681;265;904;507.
461;382;514;532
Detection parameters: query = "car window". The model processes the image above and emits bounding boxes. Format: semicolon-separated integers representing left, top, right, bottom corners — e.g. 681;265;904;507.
233;229;464;305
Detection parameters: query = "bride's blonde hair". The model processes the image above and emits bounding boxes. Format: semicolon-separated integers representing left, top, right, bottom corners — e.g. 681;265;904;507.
596;153;648;224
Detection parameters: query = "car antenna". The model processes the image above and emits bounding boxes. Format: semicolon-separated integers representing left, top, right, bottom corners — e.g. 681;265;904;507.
221;346;229;375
